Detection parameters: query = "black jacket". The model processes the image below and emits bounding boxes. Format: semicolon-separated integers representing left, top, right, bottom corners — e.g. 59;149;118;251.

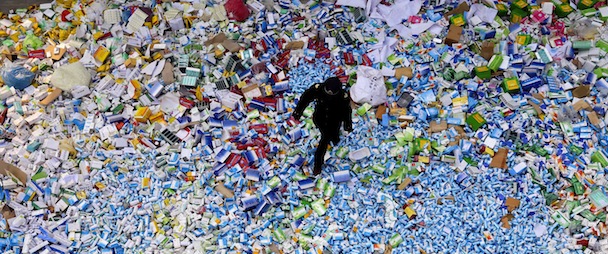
294;83;353;130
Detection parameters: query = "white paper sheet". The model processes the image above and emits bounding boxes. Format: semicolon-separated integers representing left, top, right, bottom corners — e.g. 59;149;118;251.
366;0;381;17
104;9;122;25
367;29;399;63
40;3;53;9
127;9;149;34
141;60;159;76
376;0;422;28
169;18;185;31
110;24;124;38
410;22;435;35
152;59;166;78
394;25;412;39
75;24;87;38
467;4;498;24
380;67;396;76
0;19;12;27
164;9;181;20
335;0;366;9
428;24;444;35
43;9;55;18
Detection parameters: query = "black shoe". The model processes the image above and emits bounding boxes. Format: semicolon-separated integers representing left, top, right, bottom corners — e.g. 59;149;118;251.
330;136;340;145
313;166;322;175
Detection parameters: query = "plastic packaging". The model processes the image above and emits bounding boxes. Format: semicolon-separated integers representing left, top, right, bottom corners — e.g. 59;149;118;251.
350;66;387;106
0;66;35;90
50;62;91;91
225;0;250;22
22;33;44;49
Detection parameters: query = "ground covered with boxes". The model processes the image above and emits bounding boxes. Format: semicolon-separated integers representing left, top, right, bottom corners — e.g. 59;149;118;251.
1;0;608;253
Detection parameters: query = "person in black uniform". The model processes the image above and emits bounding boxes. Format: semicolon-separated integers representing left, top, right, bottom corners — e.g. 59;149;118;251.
292;77;353;175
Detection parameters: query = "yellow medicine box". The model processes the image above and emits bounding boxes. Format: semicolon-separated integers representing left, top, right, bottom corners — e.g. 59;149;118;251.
134;107;151;123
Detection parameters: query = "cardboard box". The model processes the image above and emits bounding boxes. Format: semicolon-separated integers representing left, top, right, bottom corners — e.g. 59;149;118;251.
269;244;282;254
491;70;504;78
284;41;305;50
443;2;470;17
40;89;63;106
2;48;18;61
376;104;387;119
429;120;448;133
242;84;262;99
490;148;508;169
572;58;583;69
0;160;28;185
480;41;495;60
389;108;407;117
573;100;592;111
397;177;412;190
449;125;466;136
588;112;601;127
572;85;591;98
215;182;234;198
505;197;520;212
205;33;241;52
45;45;67;61
437;195;455;205
444;25;463;45
528;100;543;116
162;62;175;84
501;214;515;229
1;205;15;231
222;40;241;53
384;244;392;254
394;67;413;79
532;93;545;100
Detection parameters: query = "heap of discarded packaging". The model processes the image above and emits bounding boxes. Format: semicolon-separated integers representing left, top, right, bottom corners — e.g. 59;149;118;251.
2;0;608;253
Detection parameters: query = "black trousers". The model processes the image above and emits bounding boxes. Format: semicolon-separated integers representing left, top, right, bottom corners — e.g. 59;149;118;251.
313;117;341;173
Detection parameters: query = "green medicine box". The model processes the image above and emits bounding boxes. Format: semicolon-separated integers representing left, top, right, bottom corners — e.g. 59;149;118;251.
596;40;608;52
450;14;466;26
544;192;559;206
466;112;486;131
590;189;608;209
454;71;470;81
581;8;598;17
569;145;583;156
516;34;531;46
488;55;503;71
580;209;597;221
502;77;520;93
510;8;528;23
534;145;549;157
551;211;571;228
510;0;529;12
413;138;431;154
475;66;492;79
496;3;509;16
570;178;584;195
577;0;596;10
591;150;608;167
555;4;574;18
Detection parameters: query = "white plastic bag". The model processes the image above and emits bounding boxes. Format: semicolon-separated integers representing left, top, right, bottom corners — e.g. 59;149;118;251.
50;62;91;91
350;66;387;106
